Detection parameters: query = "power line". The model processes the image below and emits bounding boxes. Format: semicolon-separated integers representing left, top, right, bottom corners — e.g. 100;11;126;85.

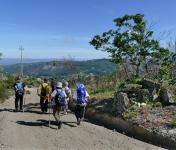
19;46;24;77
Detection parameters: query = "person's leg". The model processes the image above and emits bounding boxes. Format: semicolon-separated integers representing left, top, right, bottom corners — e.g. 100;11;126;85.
53;106;58;122
53;105;61;129
40;97;44;112
15;95;19;111
19;95;24;110
44;100;48;112
80;106;86;121
75;105;79;121
64;101;68;115
56;106;62;129
75;105;81;125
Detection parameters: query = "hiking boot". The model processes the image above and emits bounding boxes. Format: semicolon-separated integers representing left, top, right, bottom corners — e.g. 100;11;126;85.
14;109;18;112
58;121;62;129
77;119;81;125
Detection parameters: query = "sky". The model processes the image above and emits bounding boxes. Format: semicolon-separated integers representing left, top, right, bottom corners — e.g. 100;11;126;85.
0;0;176;60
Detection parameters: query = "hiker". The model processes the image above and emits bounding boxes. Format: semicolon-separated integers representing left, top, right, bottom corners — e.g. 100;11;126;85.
51;82;66;129
37;78;50;113
14;77;25;111
36;78;43;86
50;78;56;93
63;81;72;115
73;83;89;125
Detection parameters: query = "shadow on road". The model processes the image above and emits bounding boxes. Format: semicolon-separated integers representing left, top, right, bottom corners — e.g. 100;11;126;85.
0;103;43;114
0;108;15;112
16;119;77;129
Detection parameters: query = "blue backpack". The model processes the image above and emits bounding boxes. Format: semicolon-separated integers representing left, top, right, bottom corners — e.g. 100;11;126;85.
15;82;24;95
77;84;86;104
55;90;65;106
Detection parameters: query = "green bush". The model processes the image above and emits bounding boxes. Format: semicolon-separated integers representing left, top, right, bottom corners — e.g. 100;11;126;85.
23;76;35;86
153;102;162;107
126;78;143;84
0;80;10;103
5;75;15;89
170;118;176;128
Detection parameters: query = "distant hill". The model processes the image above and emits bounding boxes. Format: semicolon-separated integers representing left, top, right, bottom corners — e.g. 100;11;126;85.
3;59;117;77
0;58;53;66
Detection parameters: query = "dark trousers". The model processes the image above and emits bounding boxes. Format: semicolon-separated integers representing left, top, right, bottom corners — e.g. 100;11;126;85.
75;105;86;121
40;97;48;112
15;94;23;110
53;105;61;124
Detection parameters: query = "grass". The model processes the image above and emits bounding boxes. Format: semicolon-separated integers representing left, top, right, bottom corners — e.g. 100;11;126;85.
170;118;176;128
123;111;137;121
90;90;113;100
146;101;162;107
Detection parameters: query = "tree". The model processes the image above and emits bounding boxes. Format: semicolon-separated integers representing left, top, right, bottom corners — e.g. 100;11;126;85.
90;14;168;77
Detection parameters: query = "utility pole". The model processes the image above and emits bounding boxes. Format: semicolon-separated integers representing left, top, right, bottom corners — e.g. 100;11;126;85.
19;46;24;77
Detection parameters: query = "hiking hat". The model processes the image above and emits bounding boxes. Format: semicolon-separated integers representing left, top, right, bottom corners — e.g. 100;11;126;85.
56;82;62;88
37;78;42;83
77;83;85;89
63;81;69;87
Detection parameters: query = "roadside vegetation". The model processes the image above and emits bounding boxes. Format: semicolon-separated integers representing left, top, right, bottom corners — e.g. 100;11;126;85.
0;74;15;103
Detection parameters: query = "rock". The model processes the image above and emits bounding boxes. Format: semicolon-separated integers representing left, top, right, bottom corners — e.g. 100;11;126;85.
159;88;175;104
113;92;130;115
127;88;151;102
125;84;142;90
142;79;161;94
121;84;142;93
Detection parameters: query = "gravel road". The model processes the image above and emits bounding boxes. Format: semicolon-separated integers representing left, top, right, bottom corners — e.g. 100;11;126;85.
0;88;166;150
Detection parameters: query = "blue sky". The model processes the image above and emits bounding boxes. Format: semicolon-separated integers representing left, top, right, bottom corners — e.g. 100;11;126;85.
0;0;176;59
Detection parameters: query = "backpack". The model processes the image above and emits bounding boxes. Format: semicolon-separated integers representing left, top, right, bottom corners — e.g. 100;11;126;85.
77;85;86;104
55;90;65;106
41;84;47;97
15;82;24;95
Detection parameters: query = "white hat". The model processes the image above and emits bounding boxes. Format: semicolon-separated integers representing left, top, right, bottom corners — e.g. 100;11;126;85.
56;82;62;88
64;81;69;86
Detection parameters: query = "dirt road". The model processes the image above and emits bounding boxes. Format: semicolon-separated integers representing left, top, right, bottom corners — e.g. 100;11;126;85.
0;88;165;150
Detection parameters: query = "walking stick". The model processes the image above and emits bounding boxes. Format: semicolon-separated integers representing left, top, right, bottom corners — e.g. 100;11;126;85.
49;98;51;128
82;105;86;121
23;93;26;112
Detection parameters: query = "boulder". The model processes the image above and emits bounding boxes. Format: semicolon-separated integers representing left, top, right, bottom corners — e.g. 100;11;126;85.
121;84;142;92
126;88;151;102
159;88;175;105
113;92;130;115
142;79;161;94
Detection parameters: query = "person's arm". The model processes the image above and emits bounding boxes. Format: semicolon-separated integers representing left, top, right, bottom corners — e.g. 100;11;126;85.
37;84;42;96
85;91;90;102
68;89;72;101
63;91;67;98
51;90;56;100
23;83;26;94
14;83;16;91
73;91;77;102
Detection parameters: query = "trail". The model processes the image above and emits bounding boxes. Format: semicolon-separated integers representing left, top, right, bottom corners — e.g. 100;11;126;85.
0;88;165;150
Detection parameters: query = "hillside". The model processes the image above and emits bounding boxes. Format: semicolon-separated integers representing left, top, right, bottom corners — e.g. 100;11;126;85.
0;58;53;65
3;59;117;77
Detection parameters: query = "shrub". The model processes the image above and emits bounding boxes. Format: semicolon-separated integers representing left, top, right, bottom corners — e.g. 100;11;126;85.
152;102;162;107
0;80;10;103
170;118;176;128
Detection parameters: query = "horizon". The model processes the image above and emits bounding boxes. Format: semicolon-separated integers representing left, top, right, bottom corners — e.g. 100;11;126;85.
0;0;176;59
0;57;110;66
